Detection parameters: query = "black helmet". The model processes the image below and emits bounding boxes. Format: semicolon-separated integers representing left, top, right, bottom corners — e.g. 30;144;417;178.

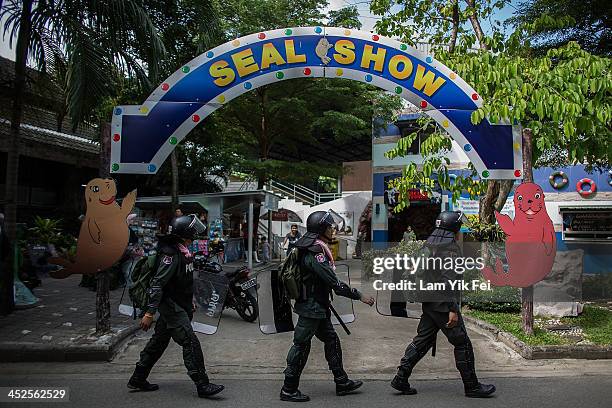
435;211;465;233
427;211;466;245
306;210;336;235
169;214;206;240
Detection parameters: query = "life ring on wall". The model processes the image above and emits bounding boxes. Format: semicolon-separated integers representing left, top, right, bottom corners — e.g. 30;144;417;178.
608;170;612;187
576;178;596;197
549;171;568;189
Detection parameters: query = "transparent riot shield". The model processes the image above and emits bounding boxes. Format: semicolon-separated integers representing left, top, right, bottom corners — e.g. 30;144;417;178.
256;264;356;334
191;270;229;335
374;263;421;319
331;263;355;325
256;267;296;334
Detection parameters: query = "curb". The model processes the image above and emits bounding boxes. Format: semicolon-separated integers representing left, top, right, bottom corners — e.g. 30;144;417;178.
464;315;612;360
0;324;139;363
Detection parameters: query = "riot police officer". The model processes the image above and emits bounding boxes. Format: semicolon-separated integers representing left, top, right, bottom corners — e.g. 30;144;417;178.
391;211;496;398
128;214;224;398
281;211;375;402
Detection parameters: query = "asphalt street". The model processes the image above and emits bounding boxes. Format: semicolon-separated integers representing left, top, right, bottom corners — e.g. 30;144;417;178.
1;376;611;408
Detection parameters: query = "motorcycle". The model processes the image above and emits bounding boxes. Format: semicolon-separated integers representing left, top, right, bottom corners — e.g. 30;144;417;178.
194;253;259;323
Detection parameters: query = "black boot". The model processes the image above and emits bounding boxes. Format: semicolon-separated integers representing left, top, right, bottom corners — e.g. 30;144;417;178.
280;388;310;402
454;340;495;398
390;371;417;395
189;371;224;397
465;383;496;398
127;363;159;392
335;378;363;396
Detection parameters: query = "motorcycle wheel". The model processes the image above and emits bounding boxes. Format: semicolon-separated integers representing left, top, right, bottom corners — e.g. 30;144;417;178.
236;290;258;322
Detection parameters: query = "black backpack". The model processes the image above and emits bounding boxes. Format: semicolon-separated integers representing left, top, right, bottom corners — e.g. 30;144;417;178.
128;254;158;312
279;248;303;300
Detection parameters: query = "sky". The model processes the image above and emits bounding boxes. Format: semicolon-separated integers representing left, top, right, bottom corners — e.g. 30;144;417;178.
0;0;518;62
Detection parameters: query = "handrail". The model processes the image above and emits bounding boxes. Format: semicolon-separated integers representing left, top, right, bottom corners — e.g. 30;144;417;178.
266;179;342;206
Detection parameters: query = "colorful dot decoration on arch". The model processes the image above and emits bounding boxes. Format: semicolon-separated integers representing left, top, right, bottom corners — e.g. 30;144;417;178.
482;170;490;178
336;68;343;76
400;44;407;51
372;34;379;41
276;71;284;79
169;136;177;145
139;106;149;114
112;163;119;171
344;29;351;36
425;56;433;63
258;33;266;40
365;74;372;82
442;120;449;127
217;95;225;103
114;108;122;115
394;86;402;94
113;133;120;142
284;28;292;35
161;83;169;91
514;169;522;177
450;73;456;79
244;82;252;90
232;39;240;46
303;67;312;76
148;164;157;173
420;100;427;108
192;114;200;122
464;144;472;151
181;66;190;73
513;142;521;151
471;93;479;100
314;26;322;34
206;51;214;58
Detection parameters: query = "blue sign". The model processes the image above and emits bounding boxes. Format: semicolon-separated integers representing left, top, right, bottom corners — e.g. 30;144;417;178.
111;27;522;179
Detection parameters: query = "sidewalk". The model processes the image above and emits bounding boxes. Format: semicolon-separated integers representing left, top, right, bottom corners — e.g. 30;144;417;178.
0;274;137;362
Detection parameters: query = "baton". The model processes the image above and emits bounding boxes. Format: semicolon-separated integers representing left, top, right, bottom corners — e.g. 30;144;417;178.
330;304;351;335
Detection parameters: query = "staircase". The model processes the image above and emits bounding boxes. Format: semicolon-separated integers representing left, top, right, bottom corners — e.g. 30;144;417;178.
223;178;342;207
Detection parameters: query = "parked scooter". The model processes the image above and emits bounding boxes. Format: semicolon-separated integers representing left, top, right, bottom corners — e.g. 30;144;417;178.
193;253;258;322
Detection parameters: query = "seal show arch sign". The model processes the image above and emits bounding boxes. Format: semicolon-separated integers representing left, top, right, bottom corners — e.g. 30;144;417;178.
110;27;522;179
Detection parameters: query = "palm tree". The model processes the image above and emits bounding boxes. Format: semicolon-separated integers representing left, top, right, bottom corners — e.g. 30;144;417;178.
1;0;166;324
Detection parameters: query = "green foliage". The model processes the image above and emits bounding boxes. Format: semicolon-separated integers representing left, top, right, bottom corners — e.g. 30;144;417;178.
372;0;612;214
466;310;568;345
562;306;612;345
464;215;505;242
27;216;76;250
507;0;611;56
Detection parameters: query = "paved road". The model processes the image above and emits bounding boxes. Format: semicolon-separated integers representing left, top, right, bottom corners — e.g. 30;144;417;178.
1;376;611;408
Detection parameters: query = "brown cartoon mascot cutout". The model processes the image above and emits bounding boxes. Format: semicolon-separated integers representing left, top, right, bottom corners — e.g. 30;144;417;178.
50;178;137;278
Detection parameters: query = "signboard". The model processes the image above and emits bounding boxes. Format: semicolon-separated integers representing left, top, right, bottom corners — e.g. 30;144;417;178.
110;27;522;179
561;208;612;242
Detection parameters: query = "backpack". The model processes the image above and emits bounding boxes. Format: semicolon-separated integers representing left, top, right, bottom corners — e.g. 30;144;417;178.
279;247;303;300
128;254;158;312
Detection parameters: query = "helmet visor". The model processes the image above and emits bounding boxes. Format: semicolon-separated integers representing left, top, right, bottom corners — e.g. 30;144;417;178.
187;214;207;236
320;209;346;232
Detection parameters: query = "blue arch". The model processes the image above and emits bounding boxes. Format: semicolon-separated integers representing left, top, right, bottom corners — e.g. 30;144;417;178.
110;26;522;180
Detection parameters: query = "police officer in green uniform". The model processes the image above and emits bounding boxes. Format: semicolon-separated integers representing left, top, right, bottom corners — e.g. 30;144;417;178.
391;211;496;398
281;211;375;402
127;215;224;398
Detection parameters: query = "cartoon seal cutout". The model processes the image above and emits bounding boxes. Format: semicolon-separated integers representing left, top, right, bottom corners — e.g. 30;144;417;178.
315;38;333;65
481;182;556;288
50;178;137;278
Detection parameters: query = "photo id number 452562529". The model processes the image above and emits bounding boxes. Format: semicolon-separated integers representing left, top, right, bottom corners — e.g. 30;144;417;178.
0;388;69;402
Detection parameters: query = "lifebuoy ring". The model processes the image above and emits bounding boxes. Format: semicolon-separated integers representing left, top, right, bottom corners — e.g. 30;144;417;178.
608;170;612;187
549;170;568;189
576;178;596;197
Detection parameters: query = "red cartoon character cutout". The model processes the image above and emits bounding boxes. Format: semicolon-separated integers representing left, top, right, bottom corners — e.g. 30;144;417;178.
481;182;556;288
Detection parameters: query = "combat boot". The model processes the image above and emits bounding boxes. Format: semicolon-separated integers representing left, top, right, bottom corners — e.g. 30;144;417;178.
335;378;363;396
390;371;417;395
189;371;224;397
127;363;159;392
464;383;496;398
280;388;311;402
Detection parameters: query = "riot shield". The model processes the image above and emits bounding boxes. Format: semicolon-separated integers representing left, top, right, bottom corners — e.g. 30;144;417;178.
256;264;356;334
257;267;296;334
191;270;229;334
374;266;422;319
